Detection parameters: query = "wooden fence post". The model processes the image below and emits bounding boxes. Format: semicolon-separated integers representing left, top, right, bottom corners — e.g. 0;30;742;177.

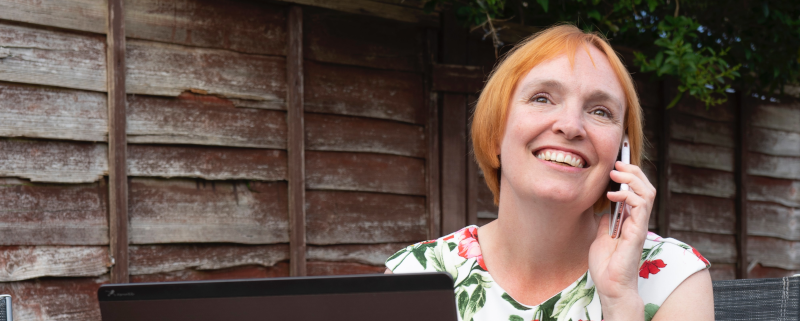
735;91;749;279
657;81;671;238
287;5;307;277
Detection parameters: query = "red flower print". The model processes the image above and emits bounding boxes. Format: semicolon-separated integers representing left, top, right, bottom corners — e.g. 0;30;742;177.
420;239;436;245
455;227;488;270
443;234;455;241
639;259;667;279
692;247;710;266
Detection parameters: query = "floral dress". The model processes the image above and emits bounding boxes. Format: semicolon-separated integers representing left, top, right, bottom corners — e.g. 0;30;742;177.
385;226;710;321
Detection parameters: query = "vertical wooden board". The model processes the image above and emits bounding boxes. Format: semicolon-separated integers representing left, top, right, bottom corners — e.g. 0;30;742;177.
304;61;425;124
440;94;467;235
306;190;426;244
669;164;736;199
128;244;289;275
304;7;423;72
747;152;800;180
127;145;287;181
125;39;286;102
305;151;426;195
751;102;800;133
669;193;736;235
286;4;306;277
670;231;737;264
0;0;106;34
127;93;287;148
125;0;287;56
748;264;798;279
0;82;107;141
708;263;736;280
131;263;290;283
0;178;108;245
747;201;800;241
0;22;107;92
476;171;498;220
128;178;289;244
0;139;107;183
746;176;799;208
307;261;385;276
0;277;105;321
0;246;109;281
307;243;406;266
748;127;800;157
305;113;425;157
669;140;734;172
748;236;800;270
670;112;735;148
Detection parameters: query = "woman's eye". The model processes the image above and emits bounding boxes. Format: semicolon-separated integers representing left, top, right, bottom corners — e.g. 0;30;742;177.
533;97;550;103
592;109;609;117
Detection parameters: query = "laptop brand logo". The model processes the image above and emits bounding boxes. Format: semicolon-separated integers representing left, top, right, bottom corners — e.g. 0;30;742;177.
106;290;135;297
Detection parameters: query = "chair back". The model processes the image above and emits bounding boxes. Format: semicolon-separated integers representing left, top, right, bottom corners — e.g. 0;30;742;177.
713;276;799;321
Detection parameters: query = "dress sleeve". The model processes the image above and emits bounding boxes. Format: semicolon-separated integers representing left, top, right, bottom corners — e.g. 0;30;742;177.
385;241;434;273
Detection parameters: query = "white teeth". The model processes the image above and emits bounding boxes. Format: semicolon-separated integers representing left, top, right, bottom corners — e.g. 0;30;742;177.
564;155;572;164
555;153;565;163
545;151;551;160
536;150;586;168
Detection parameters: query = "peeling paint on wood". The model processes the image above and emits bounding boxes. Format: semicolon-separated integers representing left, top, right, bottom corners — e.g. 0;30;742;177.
748;201;800;241
128;244;289;275
751;102;800;133
307;243;405;266
670;230;737;264
126;39;286;103
305;61;425;124
748;235;800;270
0;0;106;34
0;246;109;281
131;262;290;283
305;113;425;157
747;152;800;180
669;140;734;172
0;277;106;321
669;164;735;199
0;22;107;92
0;178;108;245
305;151;426;195
129;178;289;244
307;261;385;276
747;176;799;208
670;193;736;235
748;127;800;157
126;0;287;55
0;82;107;141
0;139;107;183
127;145;287;181
670;112;734;148
127;93;287;148
306;190;426;244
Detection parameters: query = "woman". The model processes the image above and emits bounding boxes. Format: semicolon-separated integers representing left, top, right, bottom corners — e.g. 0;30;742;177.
385;25;714;321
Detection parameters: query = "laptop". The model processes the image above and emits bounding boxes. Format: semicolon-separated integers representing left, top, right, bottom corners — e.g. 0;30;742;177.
98;272;457;321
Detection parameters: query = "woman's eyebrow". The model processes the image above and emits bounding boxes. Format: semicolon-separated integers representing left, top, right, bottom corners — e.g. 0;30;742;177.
585;90;624;110
520;79;566;92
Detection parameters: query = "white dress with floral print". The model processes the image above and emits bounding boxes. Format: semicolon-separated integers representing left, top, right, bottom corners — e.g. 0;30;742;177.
385;226;710;321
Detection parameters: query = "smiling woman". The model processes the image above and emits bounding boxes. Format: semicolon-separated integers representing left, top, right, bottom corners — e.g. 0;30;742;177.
385;25;714;321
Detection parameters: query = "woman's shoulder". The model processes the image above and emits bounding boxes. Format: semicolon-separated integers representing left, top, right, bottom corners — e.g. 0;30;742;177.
385;225;485;275
637;231;711;308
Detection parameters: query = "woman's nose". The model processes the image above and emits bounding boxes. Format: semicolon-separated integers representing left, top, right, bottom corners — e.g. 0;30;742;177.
551;106;586;140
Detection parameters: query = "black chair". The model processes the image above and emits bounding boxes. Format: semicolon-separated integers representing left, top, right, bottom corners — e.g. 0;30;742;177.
714;276;799;321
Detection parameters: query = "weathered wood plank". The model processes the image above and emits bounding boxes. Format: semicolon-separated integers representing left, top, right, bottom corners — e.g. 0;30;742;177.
0;246;109;281
748;236;800;270
747;152;800;180
748;264;798;279
0;0;106;33
128;178;289;244
670;230;737;264
128;244;289;275
0;82;107;141
669;164;736;199
127;93;287;148
751;102;800;133
0;277;105;321
307;261;385;276
670;112;735;148
305;113;425;157
747;176;799;208
126;0;286;55
286;0;437;27
131;262;290;283
441;94;468;235
669;140;734;172
748;127;800;157
674;97;735;122
476;171;498;219
669;193;736;235
748;201;800;241
126;39;286;103
305;7;424;72
432;64;485;94
287;4;306;277
0;22;107;92
0;178;108;245
305;151;426;195
0;139;107;183
305;60;425;124
708;263;736;281
307;243;405;266
306;190;426;244
127;145;286;181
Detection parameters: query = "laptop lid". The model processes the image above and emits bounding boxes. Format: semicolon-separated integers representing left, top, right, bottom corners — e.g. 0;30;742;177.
98;272;457;321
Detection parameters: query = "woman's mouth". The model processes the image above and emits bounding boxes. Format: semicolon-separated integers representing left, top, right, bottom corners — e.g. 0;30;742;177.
534;149;587;168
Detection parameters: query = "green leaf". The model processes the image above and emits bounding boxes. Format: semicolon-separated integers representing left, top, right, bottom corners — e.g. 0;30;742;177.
536;0;548;12
509;315;524;321
535;293;561;321
502;292;532;311
386;247;408;263
587;10;601;21
644;303;660;321
646;0;658;12
553;274;596;321
448;242;457;252
412;246;428;269
465;284;487;321
457;289;470;319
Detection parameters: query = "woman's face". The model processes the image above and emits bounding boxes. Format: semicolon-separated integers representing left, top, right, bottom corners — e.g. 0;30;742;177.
498;46;626;211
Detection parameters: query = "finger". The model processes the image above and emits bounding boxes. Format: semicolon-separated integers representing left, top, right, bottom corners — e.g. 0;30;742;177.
615;161;653;186
607;190;650;228
609;170;655;201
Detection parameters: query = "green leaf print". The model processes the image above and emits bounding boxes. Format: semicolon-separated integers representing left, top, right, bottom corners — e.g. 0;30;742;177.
386;247;408;263
464;284;487;321
509;315;524;321
644;303;660;321
553;274;596;321
410;242;437;269
533;293;561;321
448;242;457;251
457;289;470;319
501;293;532;311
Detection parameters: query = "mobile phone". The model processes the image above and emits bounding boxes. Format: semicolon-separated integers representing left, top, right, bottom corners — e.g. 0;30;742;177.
609;134;630;239
0;294;12;321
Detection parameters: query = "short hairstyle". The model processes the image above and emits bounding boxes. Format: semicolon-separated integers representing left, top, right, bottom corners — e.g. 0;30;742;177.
470;24;644;213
